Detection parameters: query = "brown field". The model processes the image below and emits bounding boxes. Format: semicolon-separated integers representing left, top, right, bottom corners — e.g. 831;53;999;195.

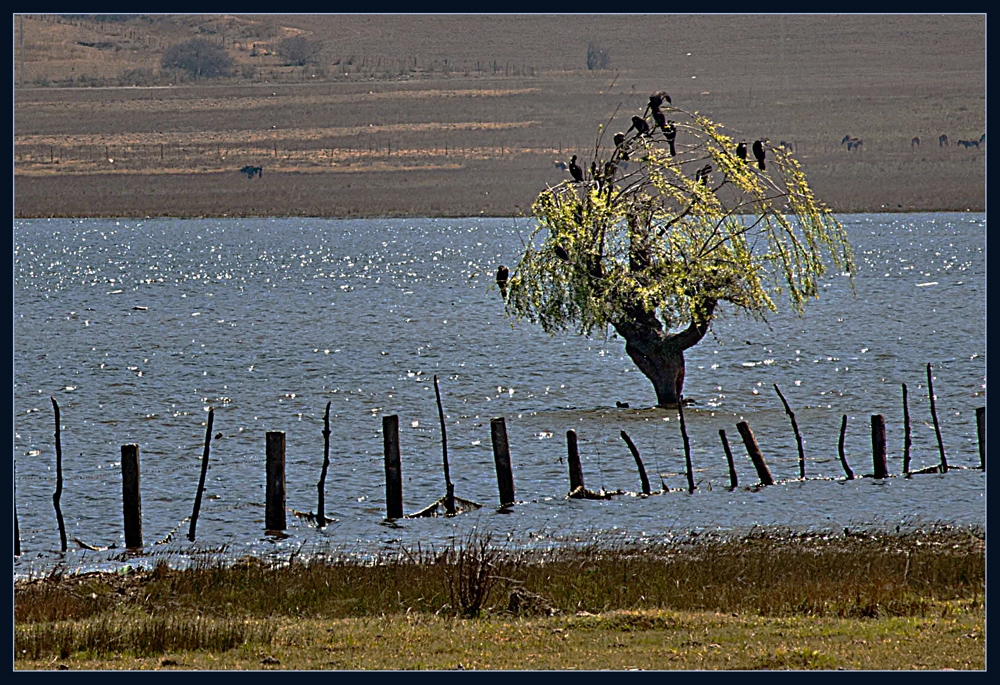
14;14;986;217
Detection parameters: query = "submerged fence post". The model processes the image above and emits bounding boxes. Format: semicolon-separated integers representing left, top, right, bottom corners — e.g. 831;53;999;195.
120;444;142;549
926;363;948;473
51;397;67;553
736;421;774;486
838;414;855;480
317;401;332;527
901;383;912;475
188;407;214;542
566;429;585;493
871;414;889;479
265;431;287;531
774;384;806;479
382;415;404;519
678;398;696;493
433;376;455;515
619;430;651;495
976;406;985;471
719;429;738;489
490;418;516;506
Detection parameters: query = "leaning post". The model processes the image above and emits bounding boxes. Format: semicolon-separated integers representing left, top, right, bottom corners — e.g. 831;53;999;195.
490;417;516;507
736;421;774;486
265;431;287;532
566;429;585;493
976;406;985;471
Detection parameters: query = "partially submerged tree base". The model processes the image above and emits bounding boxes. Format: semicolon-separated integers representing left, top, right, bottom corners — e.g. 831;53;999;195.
504;96;854;405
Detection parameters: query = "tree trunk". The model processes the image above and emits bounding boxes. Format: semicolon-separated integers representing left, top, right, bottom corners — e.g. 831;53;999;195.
614;301;715;408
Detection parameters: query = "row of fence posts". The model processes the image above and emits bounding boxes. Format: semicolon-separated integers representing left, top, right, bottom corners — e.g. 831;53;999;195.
13;366;986;555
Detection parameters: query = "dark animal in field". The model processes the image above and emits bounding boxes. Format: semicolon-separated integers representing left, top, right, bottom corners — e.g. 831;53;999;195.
568;155;584;182
911;136;920;148
663;121;677;156
736;141;748;162
841;135;852;145
752;140;766;170
496;264;509;298
842;137;862;151
939;134;949;147
980;133;985;144
957;139;981;149
628;115;651;137
240;165;263;179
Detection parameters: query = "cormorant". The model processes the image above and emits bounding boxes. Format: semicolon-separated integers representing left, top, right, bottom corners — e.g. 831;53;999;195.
554;244;571;262
648;91;671;111
629;115;650;137
568;155;584;182
752;140;766;170
496;264;509;298
696;164;712;185
736;141;747;162
652;108;667;134
613;132;629;160
663;121;677;156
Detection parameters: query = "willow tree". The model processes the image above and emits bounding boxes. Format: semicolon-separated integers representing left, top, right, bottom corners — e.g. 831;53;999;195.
502;101;855;407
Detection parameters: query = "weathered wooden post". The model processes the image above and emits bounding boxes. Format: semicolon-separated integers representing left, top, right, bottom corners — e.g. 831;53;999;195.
774;384;806;479
265;431;286;531
677;398;695;493
566;429;585;493
902;383;912;475
434;376;455;514
926;363;948;473
382;415;404;519
976;406;985;471
188;408;215;541
317;401;332;527
490;417;516;506
51;397;67;553
15;462;21;557
871;414;889;479
719;429;738;489
120;444;143;549
838;414;855;480
619;430;651;495
736;421;774;486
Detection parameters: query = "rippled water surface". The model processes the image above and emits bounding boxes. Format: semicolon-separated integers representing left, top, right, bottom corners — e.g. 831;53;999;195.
13;214;985;574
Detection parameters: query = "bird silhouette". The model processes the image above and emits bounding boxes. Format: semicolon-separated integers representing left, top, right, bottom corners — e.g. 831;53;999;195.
663;121;677;156
752;140;766;170
652;108;667;134
696;164;712;185
613;132;629;160
568;155;584;182
496;265;509;298
629;115;651;137
736;141;748;162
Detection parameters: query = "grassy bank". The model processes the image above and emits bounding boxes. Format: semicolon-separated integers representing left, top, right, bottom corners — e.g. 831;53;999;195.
14;527;985;670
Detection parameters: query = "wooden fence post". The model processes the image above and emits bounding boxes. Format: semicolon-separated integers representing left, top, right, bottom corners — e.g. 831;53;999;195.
490;417;516;506
901;383;912;475
265;431;286;531
719;429;738;489
678;398;695;493
120;444;142;549
15;462;21;557
871;414;889;479
50;397;67;553
736;421;774;486
926;363;948;473
838;414;855;480
317;401;332;527
434;376;455;514
774;384;806;478
619;430;651;495
187;407;214;541
567;429;585;493
976;406;985;471
382;415;404;519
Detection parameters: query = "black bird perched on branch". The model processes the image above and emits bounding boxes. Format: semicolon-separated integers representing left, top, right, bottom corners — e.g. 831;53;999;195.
496;264;509;298
613;132;629;160
696;164;713;185
555;244;571;262
752;139;766;170
648;91;671;112
736;141;747;162
663;121;677;156
568;154;584;182
629;115;651;137
652;108;667;134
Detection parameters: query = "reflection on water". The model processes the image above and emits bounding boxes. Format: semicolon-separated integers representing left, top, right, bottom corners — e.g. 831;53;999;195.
13;214;985;574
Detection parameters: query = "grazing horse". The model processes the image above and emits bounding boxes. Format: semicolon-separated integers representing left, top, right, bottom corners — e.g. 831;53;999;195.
911;136;920;148
842;137;862;151
240;165;263;179
939;134;949;147
957;139;981;149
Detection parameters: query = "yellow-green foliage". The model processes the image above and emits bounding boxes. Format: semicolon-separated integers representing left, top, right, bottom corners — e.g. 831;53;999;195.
505;107;855;335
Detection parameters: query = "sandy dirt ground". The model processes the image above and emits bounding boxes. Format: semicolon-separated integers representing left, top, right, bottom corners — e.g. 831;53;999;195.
14;14;985;217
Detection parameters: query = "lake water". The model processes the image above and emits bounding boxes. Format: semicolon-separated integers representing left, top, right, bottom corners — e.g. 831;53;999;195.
13;213;986;575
